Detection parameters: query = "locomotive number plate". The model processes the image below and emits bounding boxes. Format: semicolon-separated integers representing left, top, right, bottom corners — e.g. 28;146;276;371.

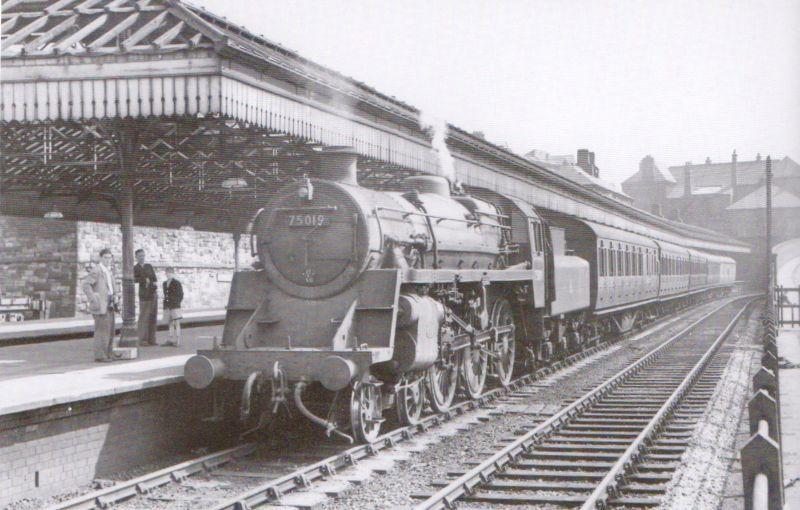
288;214;329;227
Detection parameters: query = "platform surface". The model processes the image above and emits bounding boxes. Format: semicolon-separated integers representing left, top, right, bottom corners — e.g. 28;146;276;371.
0;308;224;342
778;327;800;507
0;324;221;416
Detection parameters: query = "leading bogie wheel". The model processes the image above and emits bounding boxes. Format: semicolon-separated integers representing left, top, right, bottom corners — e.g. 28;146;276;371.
490;298;516;387
460;345;488;399
396;374;425;426
350;380;383;443
426;356;458;413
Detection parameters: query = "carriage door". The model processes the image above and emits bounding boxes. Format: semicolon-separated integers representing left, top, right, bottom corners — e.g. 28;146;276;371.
529;220;548;309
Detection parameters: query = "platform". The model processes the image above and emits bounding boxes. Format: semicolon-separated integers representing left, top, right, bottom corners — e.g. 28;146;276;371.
778;327;800;506
0;324;222;416
0;308;225;344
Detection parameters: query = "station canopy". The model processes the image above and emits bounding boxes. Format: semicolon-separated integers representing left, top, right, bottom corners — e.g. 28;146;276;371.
1;0;749;253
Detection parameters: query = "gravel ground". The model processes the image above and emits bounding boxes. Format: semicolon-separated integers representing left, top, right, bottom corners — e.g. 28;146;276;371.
321;300;731;510
661;306;762;510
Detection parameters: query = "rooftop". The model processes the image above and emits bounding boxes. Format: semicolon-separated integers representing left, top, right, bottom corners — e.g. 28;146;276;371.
668;155;800;189
726;184;800;210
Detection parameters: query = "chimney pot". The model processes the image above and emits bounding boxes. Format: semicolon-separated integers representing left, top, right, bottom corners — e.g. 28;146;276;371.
651;203;662;216
639;155;655;181
684;163;692;197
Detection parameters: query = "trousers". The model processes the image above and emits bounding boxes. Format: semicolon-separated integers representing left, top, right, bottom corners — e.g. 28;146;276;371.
93;310;116;361
137;298;158;345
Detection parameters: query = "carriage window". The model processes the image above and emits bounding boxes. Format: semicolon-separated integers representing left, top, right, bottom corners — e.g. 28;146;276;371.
532;222;542;254
610;246;615;276
629;247;634;276
639;250;643;276
598;243;605;277
624;246;629;276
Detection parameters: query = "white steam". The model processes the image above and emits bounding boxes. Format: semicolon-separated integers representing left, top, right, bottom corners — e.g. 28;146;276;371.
419;112;455;181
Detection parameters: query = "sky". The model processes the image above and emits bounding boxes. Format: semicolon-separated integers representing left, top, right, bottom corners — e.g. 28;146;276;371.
195;0;800;184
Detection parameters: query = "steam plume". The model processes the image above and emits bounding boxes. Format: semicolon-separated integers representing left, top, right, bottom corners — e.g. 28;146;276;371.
419;112;455;181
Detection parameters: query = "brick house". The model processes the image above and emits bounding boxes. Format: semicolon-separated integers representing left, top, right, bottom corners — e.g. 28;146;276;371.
621;151;800;284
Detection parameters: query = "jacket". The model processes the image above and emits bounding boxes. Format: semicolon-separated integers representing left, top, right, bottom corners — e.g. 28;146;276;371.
163;278;184;309
81;264;118;315
134;263;158;300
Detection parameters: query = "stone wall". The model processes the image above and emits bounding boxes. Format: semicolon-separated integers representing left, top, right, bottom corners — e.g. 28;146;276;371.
0;216;78;318
75;221;254;316
0;215;254;319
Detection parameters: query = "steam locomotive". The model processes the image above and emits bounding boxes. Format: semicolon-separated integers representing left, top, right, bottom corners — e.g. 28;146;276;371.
185;146;736;442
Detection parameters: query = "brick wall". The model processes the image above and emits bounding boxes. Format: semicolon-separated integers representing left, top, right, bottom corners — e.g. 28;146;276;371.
0;215;254;319
0;216;78;318
0;385;225;505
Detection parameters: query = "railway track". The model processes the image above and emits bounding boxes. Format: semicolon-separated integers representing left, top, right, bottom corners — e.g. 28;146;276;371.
413;296;755;510
49;296;741;510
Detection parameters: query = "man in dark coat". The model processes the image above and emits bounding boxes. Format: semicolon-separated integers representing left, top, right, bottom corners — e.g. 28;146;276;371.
162;267;184;347
134;248;158;346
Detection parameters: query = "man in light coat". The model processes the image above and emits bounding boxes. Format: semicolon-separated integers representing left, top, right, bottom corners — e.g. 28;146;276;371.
82;248;120;362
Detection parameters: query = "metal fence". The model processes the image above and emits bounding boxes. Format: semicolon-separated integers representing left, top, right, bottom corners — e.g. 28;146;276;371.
775;286;800;327
740;297;785;510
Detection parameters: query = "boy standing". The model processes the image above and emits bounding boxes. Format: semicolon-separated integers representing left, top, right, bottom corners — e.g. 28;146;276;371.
162;267;184;346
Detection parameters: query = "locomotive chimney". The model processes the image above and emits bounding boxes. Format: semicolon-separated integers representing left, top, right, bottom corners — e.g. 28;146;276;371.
316;146;359;185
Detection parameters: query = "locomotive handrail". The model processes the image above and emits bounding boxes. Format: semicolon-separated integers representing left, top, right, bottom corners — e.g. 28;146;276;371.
274;205;340;212
373;206;512;230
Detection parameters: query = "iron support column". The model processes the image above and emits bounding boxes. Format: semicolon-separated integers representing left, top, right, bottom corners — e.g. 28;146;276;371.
233;231;242;272
117;125;138;347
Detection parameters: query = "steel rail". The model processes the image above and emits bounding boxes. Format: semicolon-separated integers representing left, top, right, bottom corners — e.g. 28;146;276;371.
48;296;721;510
205;340;617;510
50;443;257;510
579;297;754;509
414;294;756;510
